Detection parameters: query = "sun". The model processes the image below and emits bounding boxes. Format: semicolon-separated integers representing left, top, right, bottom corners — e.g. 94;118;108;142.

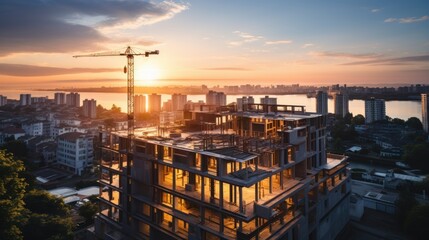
135;63;161;86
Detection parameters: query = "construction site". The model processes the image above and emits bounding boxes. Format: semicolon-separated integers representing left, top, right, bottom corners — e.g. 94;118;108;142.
95;101;350;240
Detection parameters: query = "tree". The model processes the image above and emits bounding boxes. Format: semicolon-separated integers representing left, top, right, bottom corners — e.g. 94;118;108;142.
392;118;405;125
406;117;423;130
352;114;365;125
22;214;73;240
404;204;429;240
78;202;98;224
96;104;105;117
111;104;121;113
395;185;418;227
24;190;69;216
23;190;73;240
343;112;353;125
0;150;27;240
403;143;429;172
1;140;28;160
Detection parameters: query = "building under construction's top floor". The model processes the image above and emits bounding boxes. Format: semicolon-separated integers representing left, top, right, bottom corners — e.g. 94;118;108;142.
95;103;350;240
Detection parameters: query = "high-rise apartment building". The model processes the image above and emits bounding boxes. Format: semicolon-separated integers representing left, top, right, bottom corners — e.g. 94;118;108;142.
237;96;254;111
0;95;7;106
260;95;277;105
163;100;173;112
316;91;328;115
57;132;93;176
95;103;350;240
334;93;349;118
83;99;97;118
422;93;429;132
149;93;162;112
20;94;31;106
134;95;147;115
206;90;227;106
54;92;66;105
365;98;386;124
172;93;187;111
66;92;81;107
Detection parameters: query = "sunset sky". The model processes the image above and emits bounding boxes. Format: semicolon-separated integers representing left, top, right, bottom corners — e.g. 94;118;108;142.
0;0;428;89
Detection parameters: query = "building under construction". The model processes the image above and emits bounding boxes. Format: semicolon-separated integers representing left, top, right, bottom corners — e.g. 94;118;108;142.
95;103;350;240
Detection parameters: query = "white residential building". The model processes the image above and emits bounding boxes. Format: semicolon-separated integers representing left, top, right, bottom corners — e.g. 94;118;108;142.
365;98;386;124
56;132;93;176
22;121;51;136
52;126;86;138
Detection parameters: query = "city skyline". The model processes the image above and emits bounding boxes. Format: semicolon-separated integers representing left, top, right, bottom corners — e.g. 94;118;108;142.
0;0;428;89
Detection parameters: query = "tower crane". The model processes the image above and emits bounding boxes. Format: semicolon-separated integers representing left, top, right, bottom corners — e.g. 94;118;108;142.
73;46;159;152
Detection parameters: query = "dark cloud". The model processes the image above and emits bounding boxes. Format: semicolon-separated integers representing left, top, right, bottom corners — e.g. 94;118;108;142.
342;55;429;65
0;0;187;56
201;67;251;71
0;63;118;76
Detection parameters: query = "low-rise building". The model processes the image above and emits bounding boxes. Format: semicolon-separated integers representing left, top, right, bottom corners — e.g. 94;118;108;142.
56;132;94;176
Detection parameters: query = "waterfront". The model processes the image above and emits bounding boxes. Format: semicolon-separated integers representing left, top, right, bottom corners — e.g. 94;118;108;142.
1;89;422;121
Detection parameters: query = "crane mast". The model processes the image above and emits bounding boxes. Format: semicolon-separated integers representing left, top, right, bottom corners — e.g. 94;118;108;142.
73;46;159;152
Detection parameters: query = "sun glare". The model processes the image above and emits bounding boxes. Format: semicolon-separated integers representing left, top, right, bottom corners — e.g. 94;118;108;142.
135;63;161;86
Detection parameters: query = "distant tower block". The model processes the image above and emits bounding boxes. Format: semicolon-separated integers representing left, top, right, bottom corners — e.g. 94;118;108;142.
365;98;386;124
134;95;147;115
83;99;97;118
172;93;187;111
149;93;162;112
316;91;328;115
422;93;429;132
334;93;349;117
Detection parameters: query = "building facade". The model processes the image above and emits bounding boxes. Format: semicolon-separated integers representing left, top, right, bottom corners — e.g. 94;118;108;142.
422;93;429;132
56;132;93;175
260;96;277;105
0;95;7;106
365;98;386;124
206;91;227;106
66;92;81;107
83;99;97;118
237;96;255;112
55;92;66;105
315;91;328;115
334;93;349;118
149;93;162;113
172;94;188;111
20;94;32;106
135;95;147;115
95;103;350;240
22;121;50;136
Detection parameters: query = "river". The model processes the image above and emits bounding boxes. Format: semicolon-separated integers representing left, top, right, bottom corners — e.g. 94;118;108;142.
0;89;422;121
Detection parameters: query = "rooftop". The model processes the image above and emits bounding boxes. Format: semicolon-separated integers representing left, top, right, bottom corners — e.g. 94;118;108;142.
58;132;88;141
